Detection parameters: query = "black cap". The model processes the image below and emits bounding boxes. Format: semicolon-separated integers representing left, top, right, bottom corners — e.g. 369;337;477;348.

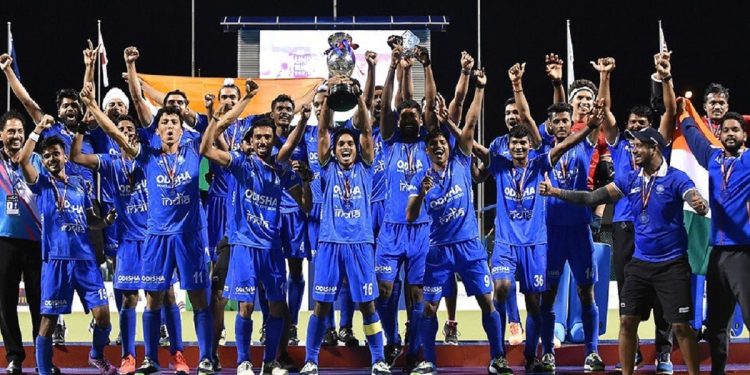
625;128;668;150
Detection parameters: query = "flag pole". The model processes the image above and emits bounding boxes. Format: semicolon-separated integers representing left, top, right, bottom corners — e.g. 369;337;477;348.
566;19;574;90
97;20;102;107
6;22;10;111
191;0;195;77
476;0;485;238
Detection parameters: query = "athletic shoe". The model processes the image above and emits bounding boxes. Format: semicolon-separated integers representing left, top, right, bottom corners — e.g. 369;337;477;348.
212;355;222;372
488;357;513;374
259;324;267;345
584;352;605;372
159;325;170;347
237;361;255;375
338;327;360;347
119;355;137;375
52;322;66;346
409;361;436;375
540;353;555;372
507;322;524;345
261;360;288;375
288;324;300;346
442;321;459;345
614;348;643;371
299;361;318;375
172;351;190;375
89;355;118;375
35;365;61;375
321;328;339;346
655;353;673;375
197;358;214;375
384;343;403;368
6;360;21;375
134;358;160;375
372;360;392;375
524;358;547;373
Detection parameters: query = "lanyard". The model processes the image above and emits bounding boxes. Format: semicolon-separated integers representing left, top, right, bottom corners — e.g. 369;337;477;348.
510;166;529;203
720;155;738;192
50;176;69;211
160;149;181;188
641;172;657;212
0;152;20;192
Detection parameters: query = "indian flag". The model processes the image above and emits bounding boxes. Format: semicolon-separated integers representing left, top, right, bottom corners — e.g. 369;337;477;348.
671;99;721;275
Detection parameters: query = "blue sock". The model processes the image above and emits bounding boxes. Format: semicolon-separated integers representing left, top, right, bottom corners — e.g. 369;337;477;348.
193;308;213;360
407;302;423;355
90;324;111;359
287;275;306;326
235;315;253;364
376;297;396;345
114;289;123;312
160;306;167;326
363;311;385;364
540;299;555;355
304;314;327;365
494;299;507;345
120;308;136;358
259;289;270;327
35;335;52;375
582;301;600;355
390;278;403;341
263;315;283;363
339;282;355;328
483;310;505;358
164;304;184;354
524;312;542;361
506;282;521;323
326;305;336;330
419;314;438;363
143;309;161;360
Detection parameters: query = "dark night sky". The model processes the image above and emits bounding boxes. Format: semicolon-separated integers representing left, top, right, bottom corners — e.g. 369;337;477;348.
3;0;750;226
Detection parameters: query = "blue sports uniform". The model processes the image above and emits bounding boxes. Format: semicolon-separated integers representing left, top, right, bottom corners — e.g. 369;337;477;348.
489;133;540;162
223;152;300;303
30;173;108;315
313;157;378;303
276;132;310;259
40;123;97;195
488;146;553;294
370;127;387;237
409;150;493;302
90;127;121;257
136;129;209;291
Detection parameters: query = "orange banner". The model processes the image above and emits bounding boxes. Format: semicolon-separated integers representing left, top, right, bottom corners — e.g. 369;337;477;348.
137;74;324;118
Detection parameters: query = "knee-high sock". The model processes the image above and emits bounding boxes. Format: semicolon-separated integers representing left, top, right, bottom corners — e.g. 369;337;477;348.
326;305;336;330
339;282;355;328
120;308;136;358
235;315;253;364
90;324;111;359
494;299;507;345
390;278;403;340
363;311;385;364
483;310;505;358
304;314;327;364
193;308;213;360
376;296;396;345
407;302;424;355
259;289;270;327
287;275;306;326
263;315;283;363
506;282;521;323
160;306;167;326
113;289;123;312
540;299;555;355
35;336;53;375
582;301;600;355
524;312;542;361
164;303;184;354
419;314;438;363
143;309;161;361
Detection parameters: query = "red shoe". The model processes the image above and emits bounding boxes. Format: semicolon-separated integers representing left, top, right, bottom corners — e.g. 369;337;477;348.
172;351;190;375
119;355;136;375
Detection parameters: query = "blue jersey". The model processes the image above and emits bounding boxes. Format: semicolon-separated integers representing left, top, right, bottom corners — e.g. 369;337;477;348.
276;132;308;213
681;118;750;246
371;127;387;202
538;123;555;147
303;125;324;203
319;158;374;243
489;134;540;162
0;153;42;241
97;154;148;241
41;122;96;192
382;134;432;224
613;163;695;263
227;152;300;249
409;150;477;246
136;132;204;235
29;173;95;261
90;127;120;205
544;140;595;225
208;117;254;198
490;148;553;246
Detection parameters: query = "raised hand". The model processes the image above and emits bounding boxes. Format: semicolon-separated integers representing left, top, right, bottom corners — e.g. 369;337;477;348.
387;35;403;50
654;51;672;79
83;39;100;67
79;82;96;106
586;98;606;129
300;103;312;123
123;46;139;64
204;94;215;111
545;53;563;81
416;46;431;67
389;45;403;67
82;109;96;126
365;51;378;66
0;53;13;71
590;57;616;73
474;67;487;87
34;114;55;133
508;62;526;84
420;175;434;195
245;79;259;99
538;173;555;196
105;208;118;225
435;94;449;123
460;51;475;71
291;160;313;182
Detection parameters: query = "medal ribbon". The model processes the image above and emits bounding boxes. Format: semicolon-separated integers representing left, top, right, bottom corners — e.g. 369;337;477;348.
511;166;529;204
160;150;181;189
50;176;69;211
721;155;737;192
641;173;657;212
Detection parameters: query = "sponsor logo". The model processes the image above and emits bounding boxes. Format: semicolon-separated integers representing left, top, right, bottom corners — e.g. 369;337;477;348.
141;275;167;284
314;285;338;294
117;275;141;283
656;184;665;193
395;159;424;174
161;193;191;206
60;222;87;233
424;286;442;294
374;160;385;174
678;306;690;313
244;189;278;207
629;186;642;194
44;299;68;307
508;209;533;221
503;186;536;199
430;184;464;208
399;181;416;192
439;207;465;224
62;200;85;215
126;202;148;214
118;179;147;195
246;212;270;229
156;171;192;186
334;208;361;219
333;185;363;200
491;266;510;274
234;286;256;295
375;265;393;273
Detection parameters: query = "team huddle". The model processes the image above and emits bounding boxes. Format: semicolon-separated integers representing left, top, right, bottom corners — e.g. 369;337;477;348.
0;32;748;375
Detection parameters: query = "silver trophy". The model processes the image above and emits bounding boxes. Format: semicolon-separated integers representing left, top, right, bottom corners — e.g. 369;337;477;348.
387;30;421;58
325;32;359;111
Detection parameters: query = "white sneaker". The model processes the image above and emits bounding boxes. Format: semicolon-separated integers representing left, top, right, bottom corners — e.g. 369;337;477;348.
237;361;254;375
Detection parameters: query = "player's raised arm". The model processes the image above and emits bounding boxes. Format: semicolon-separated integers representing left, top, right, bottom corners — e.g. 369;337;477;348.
317;95;334;165
380;46;403;141
19;115;55;184
508;62;541;147
448;51;475;125
545;53;566;104
418;46;438;132
354;81;374;165
654;51;677;143
591;57;618;145
0;53;44;123
124;47;155;126
80;82;139;158
71;128;99;170
289;160;313;214
460;69;486;156
549;99;604;165
277;102;311;164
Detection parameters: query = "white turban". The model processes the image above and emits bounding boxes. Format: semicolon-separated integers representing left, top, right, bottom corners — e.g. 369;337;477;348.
102;87;130;112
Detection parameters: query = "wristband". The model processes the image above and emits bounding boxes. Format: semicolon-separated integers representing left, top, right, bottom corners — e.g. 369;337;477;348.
461;69;471;76
513;88;523;93
476;83;486;89
29;133;40;142
662;75;672;82
212;116;221;122
551;79;562;86
390;64;398;70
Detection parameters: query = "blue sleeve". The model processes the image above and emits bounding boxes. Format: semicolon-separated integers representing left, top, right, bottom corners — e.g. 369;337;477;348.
227;151;245;177
282;170;301;190
675;170;697;199
613;171;630;197
28;172;50;195
97;154;114;174
537;153;554;174
407;170;425;197
681;117;714;169
82;179;93;209
194;113;209;133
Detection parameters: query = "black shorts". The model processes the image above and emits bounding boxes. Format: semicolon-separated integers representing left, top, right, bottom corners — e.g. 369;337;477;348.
211;236;231;292
620;255;692;324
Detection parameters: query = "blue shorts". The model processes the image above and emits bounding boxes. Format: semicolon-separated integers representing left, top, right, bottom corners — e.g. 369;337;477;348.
205;194;228;250
281;209;309;259
223;246;287;303
141;231;210;291
308;203;322;258
101;201;119;257
114;239;144;291
313;242;379;303
491;243;548;294
375;222;429;285
371;200;386;238
547;224;597;287
423;239;493;302
41;259;108;315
